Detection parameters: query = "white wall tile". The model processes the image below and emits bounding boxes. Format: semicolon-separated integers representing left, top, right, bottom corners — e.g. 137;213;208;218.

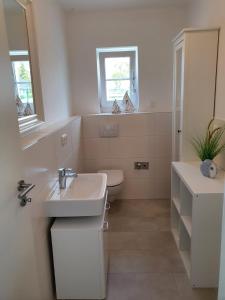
82;112;172;199
155;158;171;180
154;177;171;199
82;116;100;138
108;136;155;158
54;124;73;168
154;112;172;135
82;113;156;138
23;136;57;300
84;157;156;180
83;159;99;173
154;134;172;159
118;113;155;137
125;159;156;180
121;178;155;199
24;135;57;194
71;117;83;171
83;138;110;160
154;159;171;200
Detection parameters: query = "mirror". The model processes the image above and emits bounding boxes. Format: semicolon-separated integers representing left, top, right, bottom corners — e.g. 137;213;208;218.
3;0;40;120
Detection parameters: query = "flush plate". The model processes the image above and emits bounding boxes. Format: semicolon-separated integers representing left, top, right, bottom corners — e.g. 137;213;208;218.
99;123;119;138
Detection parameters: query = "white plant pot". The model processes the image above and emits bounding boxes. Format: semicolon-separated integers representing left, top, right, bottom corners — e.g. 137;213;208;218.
200;159;217;178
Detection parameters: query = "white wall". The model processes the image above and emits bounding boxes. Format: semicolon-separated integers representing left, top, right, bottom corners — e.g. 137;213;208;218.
188;0;225;121
82;112;172;199
4;10;28;51
66;7;187;115
67;6;185;199
32;0;72;122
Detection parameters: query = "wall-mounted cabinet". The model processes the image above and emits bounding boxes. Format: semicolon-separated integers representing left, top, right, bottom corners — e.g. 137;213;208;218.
171;162;224;287
172;28;220;161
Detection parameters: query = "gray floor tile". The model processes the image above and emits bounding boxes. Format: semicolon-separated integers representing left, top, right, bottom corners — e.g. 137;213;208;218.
107;273;180;300
109;250;185;274
173;273;217;300
109;199;170;218
108;231;176;252
109;215;170;232
106;199;216;300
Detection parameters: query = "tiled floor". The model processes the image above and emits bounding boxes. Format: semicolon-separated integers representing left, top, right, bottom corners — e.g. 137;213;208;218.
107;199;217;300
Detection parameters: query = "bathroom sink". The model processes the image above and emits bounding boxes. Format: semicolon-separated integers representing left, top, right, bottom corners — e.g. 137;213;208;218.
45;173;107;217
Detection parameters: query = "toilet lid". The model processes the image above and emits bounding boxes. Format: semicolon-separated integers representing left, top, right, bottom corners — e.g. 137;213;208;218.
98;170;124;187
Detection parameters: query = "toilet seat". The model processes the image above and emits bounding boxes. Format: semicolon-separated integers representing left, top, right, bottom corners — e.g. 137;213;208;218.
98;170;124;187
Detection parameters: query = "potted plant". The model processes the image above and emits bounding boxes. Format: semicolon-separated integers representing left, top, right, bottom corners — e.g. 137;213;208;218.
192;119;225;178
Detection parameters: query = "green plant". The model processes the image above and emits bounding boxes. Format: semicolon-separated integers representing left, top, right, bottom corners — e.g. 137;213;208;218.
192;119;225;161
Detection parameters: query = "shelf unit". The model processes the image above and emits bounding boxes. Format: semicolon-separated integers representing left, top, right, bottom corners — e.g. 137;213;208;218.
171;161;224;287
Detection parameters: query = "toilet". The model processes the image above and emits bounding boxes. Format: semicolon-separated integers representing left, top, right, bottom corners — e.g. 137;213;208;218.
98;170;124;202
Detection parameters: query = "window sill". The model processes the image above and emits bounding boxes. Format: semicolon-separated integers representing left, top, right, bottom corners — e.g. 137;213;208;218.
19;115;44;135
20;116;80;151
83;111;152;117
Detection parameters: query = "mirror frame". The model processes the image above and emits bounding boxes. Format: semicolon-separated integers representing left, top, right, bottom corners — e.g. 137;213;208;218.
16;0;45;133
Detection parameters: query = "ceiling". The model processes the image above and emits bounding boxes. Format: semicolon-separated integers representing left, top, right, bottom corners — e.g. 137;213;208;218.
56;0;192;12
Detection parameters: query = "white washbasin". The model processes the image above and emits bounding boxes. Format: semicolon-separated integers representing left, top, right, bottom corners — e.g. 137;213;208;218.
45;173;107;217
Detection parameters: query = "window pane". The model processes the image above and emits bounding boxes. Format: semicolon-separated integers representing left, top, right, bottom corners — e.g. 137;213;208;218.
105;57;130;80
16;82;33;104
12;61;35;117
106;80;130;101
13;61;31;82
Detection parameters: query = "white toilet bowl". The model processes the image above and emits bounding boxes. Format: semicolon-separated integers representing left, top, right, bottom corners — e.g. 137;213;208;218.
98;170;124;202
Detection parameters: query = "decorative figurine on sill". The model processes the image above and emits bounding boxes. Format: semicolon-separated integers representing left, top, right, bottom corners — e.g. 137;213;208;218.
123;91;135;113
112;99;121;114
192;119;225;178
24;102;33;116
16;95;24;117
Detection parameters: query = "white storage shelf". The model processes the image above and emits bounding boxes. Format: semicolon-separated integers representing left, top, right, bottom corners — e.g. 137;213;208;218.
171;161;224;288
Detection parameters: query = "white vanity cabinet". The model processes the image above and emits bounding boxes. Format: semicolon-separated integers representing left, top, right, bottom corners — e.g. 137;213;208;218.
171;162;224;287
51;200;109;299
172;28;219;161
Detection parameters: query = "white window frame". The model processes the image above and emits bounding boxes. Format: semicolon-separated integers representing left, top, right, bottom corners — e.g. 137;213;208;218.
96;47;139;113
10;51;34;110
10;52;41;133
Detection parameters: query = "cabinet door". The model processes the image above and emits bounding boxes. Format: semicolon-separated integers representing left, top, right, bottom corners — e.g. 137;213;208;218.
103;192;109;280
172;41;184;161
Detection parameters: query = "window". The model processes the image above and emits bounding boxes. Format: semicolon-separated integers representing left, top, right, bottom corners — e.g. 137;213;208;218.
97;47;139;113
10;51;35;118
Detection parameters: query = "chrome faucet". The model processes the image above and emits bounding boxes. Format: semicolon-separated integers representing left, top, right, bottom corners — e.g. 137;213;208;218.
58;168;78;189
